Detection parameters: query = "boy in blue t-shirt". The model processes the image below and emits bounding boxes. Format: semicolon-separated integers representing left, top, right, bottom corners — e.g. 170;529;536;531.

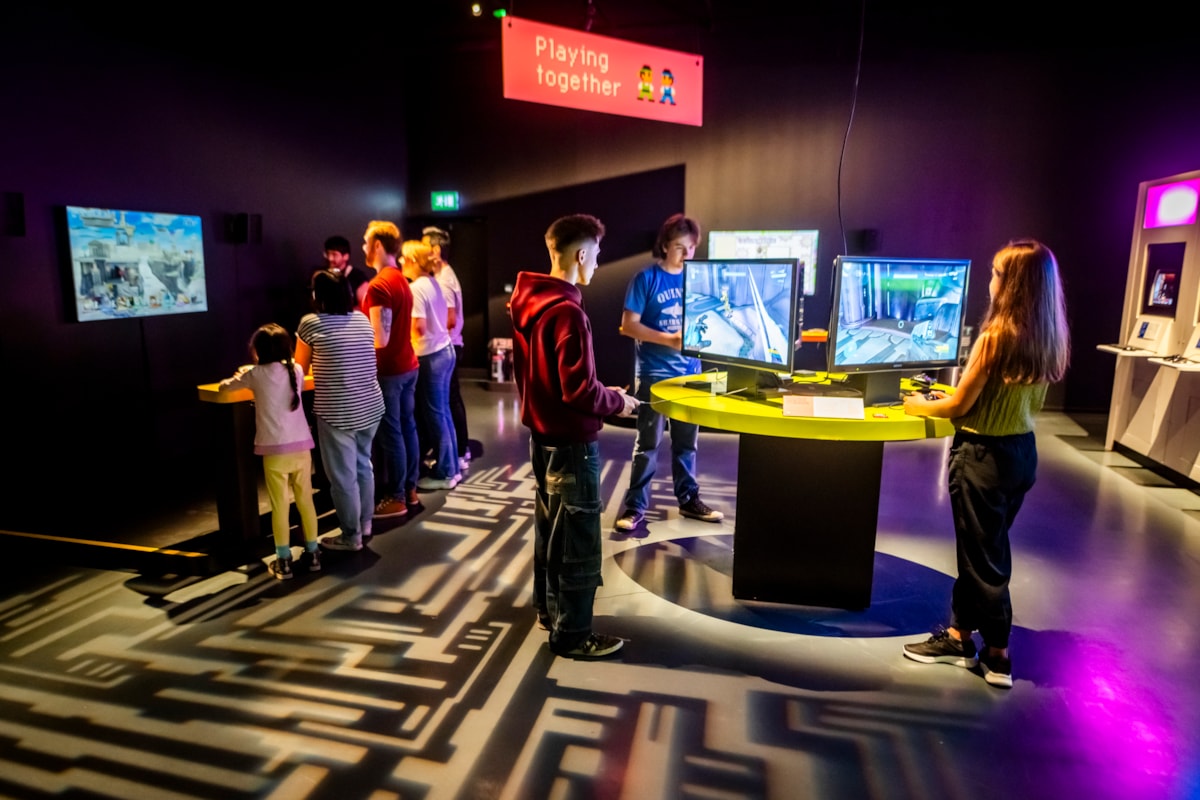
614;214;724;532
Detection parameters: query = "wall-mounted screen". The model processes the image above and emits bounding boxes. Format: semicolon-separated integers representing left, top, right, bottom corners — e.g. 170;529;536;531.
1140;241;1186;318
828;256;970;373
66;206;207;322
1144;179;1200;229
682;258;801;374
707;230;818;296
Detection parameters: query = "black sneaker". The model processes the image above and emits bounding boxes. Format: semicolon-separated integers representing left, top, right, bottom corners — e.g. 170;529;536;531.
679;495;724;522
269;557;293;581
902;628;978;668
554;633;624;659
613;510;644;532
980;651;1013;688
299;549;322;574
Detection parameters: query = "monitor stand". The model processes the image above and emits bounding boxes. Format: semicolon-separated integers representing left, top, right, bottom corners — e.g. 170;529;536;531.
843;371;901;407
719;364;784;400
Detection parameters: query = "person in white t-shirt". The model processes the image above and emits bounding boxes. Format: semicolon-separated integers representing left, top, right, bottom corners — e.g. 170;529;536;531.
402;240;460;490
424;226;471;472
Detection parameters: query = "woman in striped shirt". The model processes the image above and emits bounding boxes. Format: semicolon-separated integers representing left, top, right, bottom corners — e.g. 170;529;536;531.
296;270;385;551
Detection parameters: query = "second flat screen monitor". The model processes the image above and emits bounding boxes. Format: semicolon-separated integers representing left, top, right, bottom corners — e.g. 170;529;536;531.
682;258;801;373
708;230;819;296
829;256;970;372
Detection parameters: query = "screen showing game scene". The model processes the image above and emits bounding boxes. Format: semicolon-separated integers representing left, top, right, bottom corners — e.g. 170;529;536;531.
682;258;800;372
708;230;819;296
1140;241;1186;318
829;256;970;371
66;206;207;322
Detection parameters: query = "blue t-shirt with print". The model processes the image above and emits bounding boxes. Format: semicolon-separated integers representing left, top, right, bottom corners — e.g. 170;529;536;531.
625;263;700;380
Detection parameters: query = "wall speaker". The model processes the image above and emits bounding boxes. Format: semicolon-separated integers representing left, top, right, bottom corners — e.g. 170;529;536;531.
224;212;249;244
223;212;262;244
3;192;25;237
849;228;879;254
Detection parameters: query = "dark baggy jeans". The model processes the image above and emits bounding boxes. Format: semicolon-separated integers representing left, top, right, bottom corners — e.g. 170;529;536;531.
530;438;603;653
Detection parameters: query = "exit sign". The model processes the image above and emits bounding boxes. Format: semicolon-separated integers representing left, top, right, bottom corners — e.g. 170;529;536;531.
431;191;460;211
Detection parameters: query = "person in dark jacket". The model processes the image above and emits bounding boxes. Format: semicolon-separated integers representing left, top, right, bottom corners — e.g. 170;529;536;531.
509;213;639;659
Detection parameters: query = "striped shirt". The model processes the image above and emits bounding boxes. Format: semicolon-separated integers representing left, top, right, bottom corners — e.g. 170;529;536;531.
297;311;385;431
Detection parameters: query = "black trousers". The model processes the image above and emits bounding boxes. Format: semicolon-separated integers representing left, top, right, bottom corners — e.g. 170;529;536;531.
947;431;1037;649
450;344;469;458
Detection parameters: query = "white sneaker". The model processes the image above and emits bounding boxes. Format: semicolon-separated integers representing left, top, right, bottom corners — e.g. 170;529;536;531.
417;474;461;491
320;533;362;552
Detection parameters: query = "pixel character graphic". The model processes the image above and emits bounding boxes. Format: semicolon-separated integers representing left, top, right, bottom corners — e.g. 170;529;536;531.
638;65;654;101
660;68;676;105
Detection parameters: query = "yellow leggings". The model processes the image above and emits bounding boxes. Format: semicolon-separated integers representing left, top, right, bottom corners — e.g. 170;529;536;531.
263;450;319;549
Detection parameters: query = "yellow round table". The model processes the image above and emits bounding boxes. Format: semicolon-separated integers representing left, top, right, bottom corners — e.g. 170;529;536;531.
651;373;954;609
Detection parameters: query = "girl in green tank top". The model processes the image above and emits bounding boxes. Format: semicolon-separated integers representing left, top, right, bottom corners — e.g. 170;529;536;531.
900;240;1070;688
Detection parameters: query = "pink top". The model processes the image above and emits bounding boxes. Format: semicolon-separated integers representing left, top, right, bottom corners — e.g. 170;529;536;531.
219;361;314;455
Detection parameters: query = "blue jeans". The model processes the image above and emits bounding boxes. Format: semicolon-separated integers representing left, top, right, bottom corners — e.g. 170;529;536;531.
316;417;379;544
620;378;699;514
378;370;419;499
530;438;602;653
417;345;459;480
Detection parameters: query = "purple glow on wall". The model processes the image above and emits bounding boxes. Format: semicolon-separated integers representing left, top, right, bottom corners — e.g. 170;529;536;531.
1144;179;1200;228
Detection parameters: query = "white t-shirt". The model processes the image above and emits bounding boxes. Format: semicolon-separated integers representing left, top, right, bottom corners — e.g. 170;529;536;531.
436;262;464;347
410;274;453;357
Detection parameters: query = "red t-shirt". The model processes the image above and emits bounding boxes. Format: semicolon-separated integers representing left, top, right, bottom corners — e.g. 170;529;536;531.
362;266;418;376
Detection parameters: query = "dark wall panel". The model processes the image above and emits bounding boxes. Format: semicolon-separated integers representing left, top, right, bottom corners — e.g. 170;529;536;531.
0;11;409;532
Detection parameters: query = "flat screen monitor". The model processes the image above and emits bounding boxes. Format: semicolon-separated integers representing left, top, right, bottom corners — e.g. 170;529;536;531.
707;230;819;296
682;258;801;375
828;256;970;373
66;206;207;322
1144;179;1200;228
1140;242;1186;319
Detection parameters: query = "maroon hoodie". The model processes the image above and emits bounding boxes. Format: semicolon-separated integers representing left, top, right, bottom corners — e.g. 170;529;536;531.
509;271;625;444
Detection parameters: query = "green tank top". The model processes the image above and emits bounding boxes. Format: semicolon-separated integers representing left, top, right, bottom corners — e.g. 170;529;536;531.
953;375;1047;436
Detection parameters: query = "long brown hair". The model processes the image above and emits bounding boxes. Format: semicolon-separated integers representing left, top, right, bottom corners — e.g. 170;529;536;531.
977;239;1070;384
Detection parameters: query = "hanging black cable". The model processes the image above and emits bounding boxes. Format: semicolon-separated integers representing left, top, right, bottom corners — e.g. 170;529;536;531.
836;0;867;257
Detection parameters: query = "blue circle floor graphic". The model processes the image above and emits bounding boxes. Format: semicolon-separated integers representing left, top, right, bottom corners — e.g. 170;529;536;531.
613;533;953;638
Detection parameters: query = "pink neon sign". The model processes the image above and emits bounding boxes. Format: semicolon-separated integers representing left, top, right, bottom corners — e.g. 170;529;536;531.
1144;179;1200;228
502;16;703;127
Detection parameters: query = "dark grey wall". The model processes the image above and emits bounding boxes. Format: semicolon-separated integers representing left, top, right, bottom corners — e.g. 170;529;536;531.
0;10;409;530
401;3;1200;412
4;3;1200;534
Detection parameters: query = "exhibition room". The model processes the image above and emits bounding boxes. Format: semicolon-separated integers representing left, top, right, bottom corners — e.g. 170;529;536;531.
1;2;1198;798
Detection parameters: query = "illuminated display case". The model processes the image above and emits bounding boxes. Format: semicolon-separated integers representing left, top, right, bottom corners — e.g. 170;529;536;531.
1101;171;1200;480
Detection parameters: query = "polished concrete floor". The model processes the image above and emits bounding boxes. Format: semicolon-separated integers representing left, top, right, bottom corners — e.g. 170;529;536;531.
1;383;1198;800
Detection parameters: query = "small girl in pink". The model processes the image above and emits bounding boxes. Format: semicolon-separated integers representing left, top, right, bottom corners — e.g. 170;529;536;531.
219;323;319;580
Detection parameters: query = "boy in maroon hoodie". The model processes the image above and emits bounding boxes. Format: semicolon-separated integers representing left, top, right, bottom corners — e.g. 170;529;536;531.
509;214;639;659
